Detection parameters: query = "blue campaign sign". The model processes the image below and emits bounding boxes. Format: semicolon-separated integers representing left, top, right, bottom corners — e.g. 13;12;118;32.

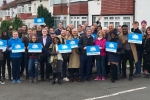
34;18;45;25
106;42;117;53
66;39;79;48
58;44;71;53
86;46;100;56
128;33;142;44
28;43;42;53
0;40;7;50
12;43;25;53
91;34;97;40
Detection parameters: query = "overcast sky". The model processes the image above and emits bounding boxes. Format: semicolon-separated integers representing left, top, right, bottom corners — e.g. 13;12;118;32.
0;0;13;6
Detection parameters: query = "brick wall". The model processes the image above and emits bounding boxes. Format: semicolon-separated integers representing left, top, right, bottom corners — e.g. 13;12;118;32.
69;2;88;15
18;13;32;20
53;4;68;15
101;0;134;15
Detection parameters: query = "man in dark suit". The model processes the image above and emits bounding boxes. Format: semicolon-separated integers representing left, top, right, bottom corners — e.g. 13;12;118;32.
38;28;52;81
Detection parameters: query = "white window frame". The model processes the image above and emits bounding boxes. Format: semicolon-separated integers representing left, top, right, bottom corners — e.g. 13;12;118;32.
54;16;67;28
17;5;29;13
70;16;88;28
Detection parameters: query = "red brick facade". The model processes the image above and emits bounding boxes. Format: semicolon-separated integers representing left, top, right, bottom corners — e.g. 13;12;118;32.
69;2;88;15
101;0;134;15
18;13;32;20
53;4;68;15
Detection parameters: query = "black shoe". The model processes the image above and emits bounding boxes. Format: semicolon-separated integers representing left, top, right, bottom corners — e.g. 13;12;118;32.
86;78;91;82
52;80;56;85
80;78;84;83
58;80;62;85
121;75;126;79
111;79;115;83
129;76;133;81
144;74;150;78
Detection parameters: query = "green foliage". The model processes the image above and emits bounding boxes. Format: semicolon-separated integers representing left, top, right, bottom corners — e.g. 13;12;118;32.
0;20;12;31
12;15;23;30
37;4;54;27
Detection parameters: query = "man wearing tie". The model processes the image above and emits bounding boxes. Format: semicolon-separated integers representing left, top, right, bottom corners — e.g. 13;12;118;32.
38;28;52;81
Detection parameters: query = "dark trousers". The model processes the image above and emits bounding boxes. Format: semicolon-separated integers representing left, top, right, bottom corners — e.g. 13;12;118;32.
40;54;50;79
24;53;29;78
20;53;24;75
0;60;3;80
11;57;22;80
143;60;150;73
2;53;11;79
122;50;134;77
62;58;68;78
106;56;110;75
80;54;92;79
69;68;80;78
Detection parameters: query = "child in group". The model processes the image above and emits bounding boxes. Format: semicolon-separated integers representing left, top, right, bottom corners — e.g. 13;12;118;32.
49;37;63;85
28;34;40;84
0;49;5;84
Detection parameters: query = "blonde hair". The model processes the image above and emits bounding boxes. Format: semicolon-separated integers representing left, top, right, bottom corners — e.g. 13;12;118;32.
12;30;18;34
97;30;104;37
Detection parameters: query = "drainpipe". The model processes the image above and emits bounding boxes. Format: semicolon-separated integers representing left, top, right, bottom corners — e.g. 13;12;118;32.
133;0;136;22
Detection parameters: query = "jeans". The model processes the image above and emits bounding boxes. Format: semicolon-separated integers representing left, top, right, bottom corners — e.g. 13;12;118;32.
11;57;22;80
135;51;142;74
28;57;38;78
24;53;29;78
62;58;69;78
122;50;134;77
80;54;92;79
0;60;3;80
96;56;106;77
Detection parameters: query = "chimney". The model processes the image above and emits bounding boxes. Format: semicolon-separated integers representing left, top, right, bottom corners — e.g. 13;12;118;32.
3;0;7;6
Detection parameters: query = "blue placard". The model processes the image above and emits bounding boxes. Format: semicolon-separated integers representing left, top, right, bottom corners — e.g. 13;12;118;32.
128;33;142;44
66;39;79;48
0;40;7;50
106;42;117;53
58;44;71;53
28;43;42;53
86;46;100;56
91;34;97;40
12;43;25;53
34;18;45;25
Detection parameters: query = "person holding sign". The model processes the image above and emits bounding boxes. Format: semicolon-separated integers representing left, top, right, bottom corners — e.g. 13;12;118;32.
131;21;142;77
28;35;40;84
119;25;138;81
49;37;63;85
1;30;11;81
68;29;80;82
7;31;23;83
78;29;94;82
94;31;106;81
107;32;122;83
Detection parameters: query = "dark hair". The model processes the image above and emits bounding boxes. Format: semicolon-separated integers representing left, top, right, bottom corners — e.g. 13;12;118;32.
98;25;102;29
132;21;139;25
53;37;61;45
146;26;150;35
121;25;128;28
78;24;82;28
30;34;38;42
66;30;72;34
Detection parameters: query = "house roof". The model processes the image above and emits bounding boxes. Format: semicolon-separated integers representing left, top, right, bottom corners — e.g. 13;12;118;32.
16;0;32;4
101;0;134;15
0;0;17;10
26;15;37;19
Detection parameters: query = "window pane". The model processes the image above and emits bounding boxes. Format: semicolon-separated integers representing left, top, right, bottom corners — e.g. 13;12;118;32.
115;17;120;20
110;22;114;25
29;7;31;12
115;22;120;28
104;22;108;27
123;17;130;20
82;17;87;19
22;7;24;13
74;21;76;28
104;17;108;20
82;21;86;25
109;17;114;20
77;21;80;26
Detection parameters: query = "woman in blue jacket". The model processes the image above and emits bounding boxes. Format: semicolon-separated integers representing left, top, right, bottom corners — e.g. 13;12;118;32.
7;31;23;83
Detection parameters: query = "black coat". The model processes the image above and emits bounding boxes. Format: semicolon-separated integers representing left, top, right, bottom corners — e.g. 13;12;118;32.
38;36;52;57
143;38;150;61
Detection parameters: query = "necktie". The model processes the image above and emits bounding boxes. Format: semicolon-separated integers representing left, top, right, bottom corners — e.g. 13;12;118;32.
62;38;65;44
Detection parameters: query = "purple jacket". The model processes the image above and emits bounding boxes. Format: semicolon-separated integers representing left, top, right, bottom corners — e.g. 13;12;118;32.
94;38;106;56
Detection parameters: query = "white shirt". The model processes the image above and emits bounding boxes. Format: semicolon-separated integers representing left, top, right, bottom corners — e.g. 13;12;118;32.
43;37;47;46
55;44;63;60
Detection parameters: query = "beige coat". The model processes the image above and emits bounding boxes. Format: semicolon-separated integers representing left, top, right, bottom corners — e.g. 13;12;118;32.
119;32;138;63
68;36;80;68
57;35;68;44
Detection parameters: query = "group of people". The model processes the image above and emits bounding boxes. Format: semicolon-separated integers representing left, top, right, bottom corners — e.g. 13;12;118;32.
0;18;150;85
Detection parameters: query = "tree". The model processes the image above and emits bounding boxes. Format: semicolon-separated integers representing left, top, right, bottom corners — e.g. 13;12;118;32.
12;15;23;30
0;20;12;31
37;4;54;27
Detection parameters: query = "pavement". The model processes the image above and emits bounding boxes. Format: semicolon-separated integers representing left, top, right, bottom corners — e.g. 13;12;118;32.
0;74;150;100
